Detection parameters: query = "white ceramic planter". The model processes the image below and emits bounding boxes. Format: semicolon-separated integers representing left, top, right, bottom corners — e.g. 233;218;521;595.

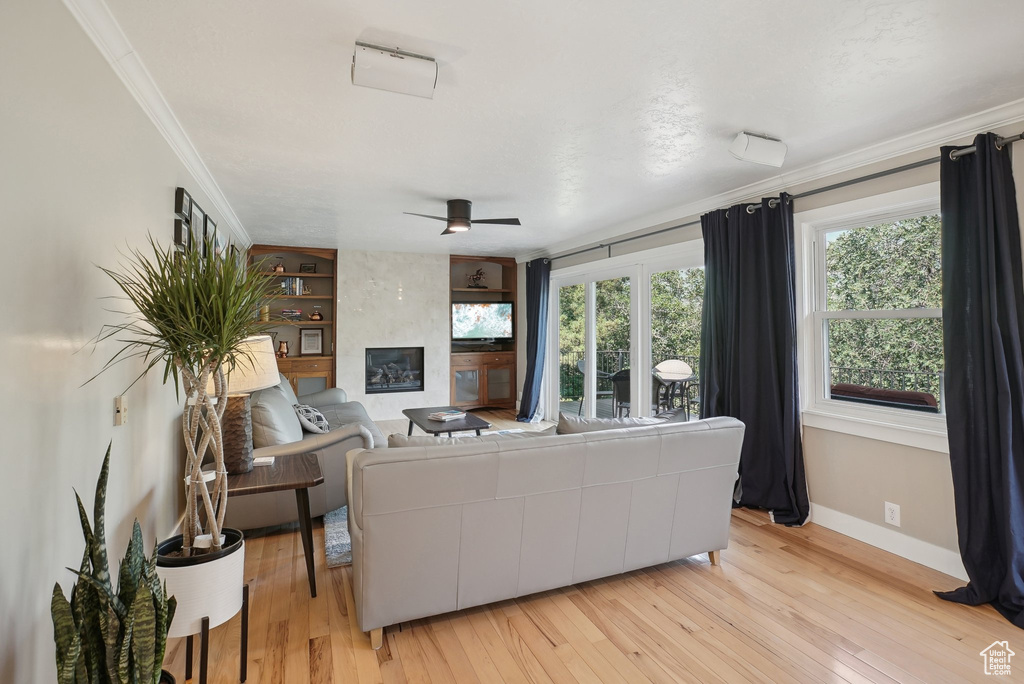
157;531;245;638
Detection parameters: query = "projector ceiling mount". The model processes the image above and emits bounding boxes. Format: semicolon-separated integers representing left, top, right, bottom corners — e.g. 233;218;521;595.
405;199;522;236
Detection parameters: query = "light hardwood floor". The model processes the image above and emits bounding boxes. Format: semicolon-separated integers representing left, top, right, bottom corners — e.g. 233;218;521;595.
163;411;1010;683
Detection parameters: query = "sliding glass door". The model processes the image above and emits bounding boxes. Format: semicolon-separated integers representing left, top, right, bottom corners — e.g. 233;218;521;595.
650;266;704;417
548;243;703;422
557;283;585;415
596;276;631;418
553;271;635;419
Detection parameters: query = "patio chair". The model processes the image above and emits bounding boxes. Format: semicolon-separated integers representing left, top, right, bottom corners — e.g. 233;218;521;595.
576;358;614;415
611;369;631;417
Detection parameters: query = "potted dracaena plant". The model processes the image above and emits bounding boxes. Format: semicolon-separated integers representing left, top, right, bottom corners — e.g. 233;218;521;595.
52;445;177;684
91;235;277;645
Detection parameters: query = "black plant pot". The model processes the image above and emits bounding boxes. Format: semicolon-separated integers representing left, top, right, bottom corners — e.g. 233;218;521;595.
156;528;244;566
160;670;175;684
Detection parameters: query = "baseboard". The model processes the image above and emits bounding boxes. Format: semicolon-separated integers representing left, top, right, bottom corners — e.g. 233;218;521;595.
809;503;967;581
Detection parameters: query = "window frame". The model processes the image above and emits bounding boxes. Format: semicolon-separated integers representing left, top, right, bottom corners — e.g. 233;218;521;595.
796;182;948;452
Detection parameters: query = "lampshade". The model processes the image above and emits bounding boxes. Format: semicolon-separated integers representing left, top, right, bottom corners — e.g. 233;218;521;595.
208;335;279;395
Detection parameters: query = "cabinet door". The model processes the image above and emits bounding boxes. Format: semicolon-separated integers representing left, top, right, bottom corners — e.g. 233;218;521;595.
483;362;514;406
452;366;481;406
289;370;332;397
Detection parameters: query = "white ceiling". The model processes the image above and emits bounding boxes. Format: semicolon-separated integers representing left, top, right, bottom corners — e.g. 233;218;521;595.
105;0;1024;257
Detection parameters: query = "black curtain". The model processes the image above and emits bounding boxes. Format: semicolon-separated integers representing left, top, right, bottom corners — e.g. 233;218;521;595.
699;194;809;526
517;258;551;422
936;133;1024;627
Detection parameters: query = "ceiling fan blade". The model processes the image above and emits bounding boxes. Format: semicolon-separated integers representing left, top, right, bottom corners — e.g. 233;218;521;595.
472;218;522;225
404;212;448;221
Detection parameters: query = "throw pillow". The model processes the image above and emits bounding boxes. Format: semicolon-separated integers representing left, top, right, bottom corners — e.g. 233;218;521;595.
294;404;330;434
556;412;665;435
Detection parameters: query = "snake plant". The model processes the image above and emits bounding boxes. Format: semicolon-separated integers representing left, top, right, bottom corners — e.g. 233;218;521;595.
51;445;176;684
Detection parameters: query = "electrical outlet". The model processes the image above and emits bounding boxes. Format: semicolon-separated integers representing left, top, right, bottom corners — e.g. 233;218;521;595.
114;396;127;426
884;501;900;527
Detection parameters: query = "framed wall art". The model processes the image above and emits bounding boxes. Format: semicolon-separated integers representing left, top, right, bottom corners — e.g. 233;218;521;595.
299;328;323;356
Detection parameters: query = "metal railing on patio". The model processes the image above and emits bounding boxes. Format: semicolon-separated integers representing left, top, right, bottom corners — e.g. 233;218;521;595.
558;350;700;416
829;366;944;411
558;352;944;416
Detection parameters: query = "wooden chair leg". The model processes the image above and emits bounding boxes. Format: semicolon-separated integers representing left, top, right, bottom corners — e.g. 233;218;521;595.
709;550;721;566
370;628;383;650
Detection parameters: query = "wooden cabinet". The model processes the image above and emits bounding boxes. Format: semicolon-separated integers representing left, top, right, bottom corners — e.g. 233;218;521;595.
249;245;337;395
449;254;518;410
450;352;516;409
277;357;333;396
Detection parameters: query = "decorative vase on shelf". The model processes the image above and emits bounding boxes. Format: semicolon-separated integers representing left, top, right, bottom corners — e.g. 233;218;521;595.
309;306;323;321
273;261;286;273
260;304;270;322
277;341;289;358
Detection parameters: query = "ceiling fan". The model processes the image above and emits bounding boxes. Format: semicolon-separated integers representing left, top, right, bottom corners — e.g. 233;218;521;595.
404;199;521;235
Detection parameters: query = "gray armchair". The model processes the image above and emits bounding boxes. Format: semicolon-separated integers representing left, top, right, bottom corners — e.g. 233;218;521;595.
223;374;386;530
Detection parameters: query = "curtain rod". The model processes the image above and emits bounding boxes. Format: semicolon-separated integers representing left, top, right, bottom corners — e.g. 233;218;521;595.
550;131;1022;263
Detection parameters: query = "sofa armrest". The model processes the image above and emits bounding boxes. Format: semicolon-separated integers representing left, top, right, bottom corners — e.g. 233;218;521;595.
299;387;348;407
346;448;366;532
252;423;372;459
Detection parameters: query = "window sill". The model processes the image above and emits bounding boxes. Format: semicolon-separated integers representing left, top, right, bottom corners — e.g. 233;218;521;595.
802;405;948;453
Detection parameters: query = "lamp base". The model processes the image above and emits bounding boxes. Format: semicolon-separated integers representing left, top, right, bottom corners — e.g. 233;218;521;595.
223;395;254;474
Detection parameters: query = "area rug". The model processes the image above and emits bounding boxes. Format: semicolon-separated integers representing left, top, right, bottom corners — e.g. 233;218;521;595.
323;505;351;568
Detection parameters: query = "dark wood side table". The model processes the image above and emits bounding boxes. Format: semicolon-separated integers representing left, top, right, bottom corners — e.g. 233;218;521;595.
226;453;324;597
403;406;492;438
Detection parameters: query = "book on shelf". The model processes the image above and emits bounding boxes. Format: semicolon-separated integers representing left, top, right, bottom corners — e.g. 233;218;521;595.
429;410;466;421
280;277;304;296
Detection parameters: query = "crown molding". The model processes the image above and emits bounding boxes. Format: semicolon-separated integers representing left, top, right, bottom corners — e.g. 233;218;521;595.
522;97;1024;263
61;0;251;247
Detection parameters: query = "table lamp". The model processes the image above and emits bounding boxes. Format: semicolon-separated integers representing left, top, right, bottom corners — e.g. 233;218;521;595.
212;335;279;474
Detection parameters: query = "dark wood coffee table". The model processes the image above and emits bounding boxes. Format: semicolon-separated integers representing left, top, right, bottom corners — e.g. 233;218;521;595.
226;453;323;597
403;406;492;437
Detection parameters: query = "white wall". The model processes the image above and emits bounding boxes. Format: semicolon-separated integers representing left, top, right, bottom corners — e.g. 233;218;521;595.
0;1;245;681
336;250;451;420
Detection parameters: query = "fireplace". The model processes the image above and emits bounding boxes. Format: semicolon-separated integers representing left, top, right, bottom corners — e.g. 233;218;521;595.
365;347;424;394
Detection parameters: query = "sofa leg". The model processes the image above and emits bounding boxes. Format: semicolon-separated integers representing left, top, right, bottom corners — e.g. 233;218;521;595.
709;550;721;566
369;628;383;650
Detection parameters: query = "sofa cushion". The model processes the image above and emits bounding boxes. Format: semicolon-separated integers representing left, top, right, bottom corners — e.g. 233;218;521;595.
277;373;300;405
294;404;330;433
556;413;664;435
388;426;557;448
250;383;304;447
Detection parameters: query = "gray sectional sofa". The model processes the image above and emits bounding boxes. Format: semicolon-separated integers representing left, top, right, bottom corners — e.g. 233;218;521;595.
223;374;385;530
345;416;745;648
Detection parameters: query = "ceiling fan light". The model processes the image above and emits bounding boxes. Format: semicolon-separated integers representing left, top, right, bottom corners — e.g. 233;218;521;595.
447;219;471;232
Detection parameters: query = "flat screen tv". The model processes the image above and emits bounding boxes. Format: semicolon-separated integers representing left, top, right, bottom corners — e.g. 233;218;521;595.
452;301;514;341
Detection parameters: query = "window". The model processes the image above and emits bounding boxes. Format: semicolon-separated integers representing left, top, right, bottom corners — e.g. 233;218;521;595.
813;210;944;416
